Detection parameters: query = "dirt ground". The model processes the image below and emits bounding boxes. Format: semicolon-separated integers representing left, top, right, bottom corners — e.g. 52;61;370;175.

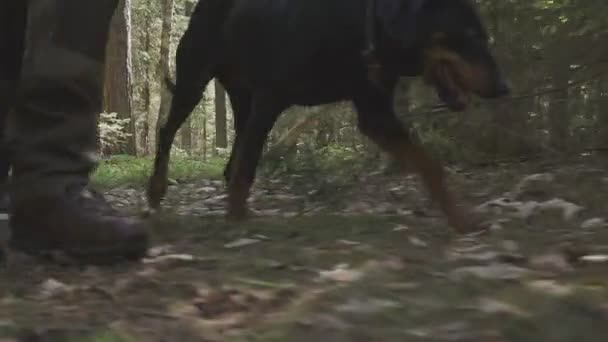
2;159;608;341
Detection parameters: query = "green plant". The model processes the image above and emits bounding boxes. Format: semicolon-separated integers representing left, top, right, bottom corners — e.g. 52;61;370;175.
98;112;132;156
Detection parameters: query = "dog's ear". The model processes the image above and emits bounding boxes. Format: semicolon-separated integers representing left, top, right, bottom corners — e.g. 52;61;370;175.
376;0;425;46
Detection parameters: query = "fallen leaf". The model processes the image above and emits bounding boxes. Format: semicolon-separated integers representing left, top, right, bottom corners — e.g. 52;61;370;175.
319;264;363;283
450;264;531;281
337;239;361;246
336;298;400;314
406;328;430;338
513;201;539;219
393;224;410;231
474;197;519;215
197;186;216;193
489;221;504;231
580;254;608;263
527;280;573;296
142;254;216;271
194;289;249;319
512;173;555;197
476;197;583;221
580;218;607;229
447;250;499;262
477;298;531;318
379;257;407;271
38;278;72;300
451;243;489;254
408;236;428;247
224;238;261;248
539;198;583;220
147;244;174;257
529;253;574;272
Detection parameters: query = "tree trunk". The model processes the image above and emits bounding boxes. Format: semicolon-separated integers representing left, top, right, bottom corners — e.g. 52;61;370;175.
214;79;227;154
104;0;136;155
155;0;176;149
202;113;208;161
140;15;152;155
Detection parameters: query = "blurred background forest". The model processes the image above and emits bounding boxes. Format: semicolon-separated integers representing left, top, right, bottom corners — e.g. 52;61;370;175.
97;0;608;185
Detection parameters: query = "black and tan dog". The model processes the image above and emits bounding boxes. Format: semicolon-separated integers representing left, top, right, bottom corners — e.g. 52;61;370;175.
148;0;510;232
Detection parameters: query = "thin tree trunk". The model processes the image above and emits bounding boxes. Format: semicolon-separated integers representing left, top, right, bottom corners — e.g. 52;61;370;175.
104;0;136;155
214;79;227;154
155;0;176;148
203;113;208;161
140;16;152;155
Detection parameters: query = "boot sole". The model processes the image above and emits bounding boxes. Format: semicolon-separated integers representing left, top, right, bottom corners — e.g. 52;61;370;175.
9;237;148;265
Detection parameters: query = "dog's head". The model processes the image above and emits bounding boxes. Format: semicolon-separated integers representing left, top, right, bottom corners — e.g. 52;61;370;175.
378;0;510;111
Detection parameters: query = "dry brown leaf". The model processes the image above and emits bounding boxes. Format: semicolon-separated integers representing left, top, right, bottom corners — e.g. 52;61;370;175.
527;280;573;296
336;298;400;314
580;254;608;263
477;297;531;318
580;218;607;229
224;238;261;248
392;224;410;231
408;236;428;247
37;278;73;300
529;252;574;273
450;264;532;281
319;264;363;283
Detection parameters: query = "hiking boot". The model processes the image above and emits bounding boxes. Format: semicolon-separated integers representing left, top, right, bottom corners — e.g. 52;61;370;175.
9;186;149;264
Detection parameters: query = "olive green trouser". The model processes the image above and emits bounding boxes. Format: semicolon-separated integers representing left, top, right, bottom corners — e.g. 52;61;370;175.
0;1;25;195
1;0;119;205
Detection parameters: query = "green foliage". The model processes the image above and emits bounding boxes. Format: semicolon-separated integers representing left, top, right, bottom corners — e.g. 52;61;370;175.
92;154;225;189
119;0;608;175
99;112;132;156
260;144;370;182
415;126;465;163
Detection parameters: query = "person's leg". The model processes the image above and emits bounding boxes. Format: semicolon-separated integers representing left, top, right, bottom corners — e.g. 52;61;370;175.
5;0;148;264
0;1;26;213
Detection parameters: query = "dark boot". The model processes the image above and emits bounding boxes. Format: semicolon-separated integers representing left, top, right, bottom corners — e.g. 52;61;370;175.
5;0;148;264
9;187;148;263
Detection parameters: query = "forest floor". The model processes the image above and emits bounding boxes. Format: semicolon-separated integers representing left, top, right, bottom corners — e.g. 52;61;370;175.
2;157;608;341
